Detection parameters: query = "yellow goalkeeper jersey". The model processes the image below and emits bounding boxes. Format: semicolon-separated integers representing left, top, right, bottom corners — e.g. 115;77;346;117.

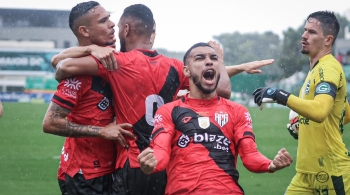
296;54;350;176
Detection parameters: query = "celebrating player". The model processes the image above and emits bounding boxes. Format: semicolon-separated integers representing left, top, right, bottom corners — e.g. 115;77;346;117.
138;42;293;194
253;11;350;194
42;2;134;194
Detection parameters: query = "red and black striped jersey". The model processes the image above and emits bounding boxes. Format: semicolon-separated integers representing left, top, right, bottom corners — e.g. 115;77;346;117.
52;75;116;180
150;95;271;195
95;49;189;169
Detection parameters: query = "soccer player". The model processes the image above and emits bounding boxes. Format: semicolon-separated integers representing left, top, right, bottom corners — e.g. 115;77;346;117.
42;2;134;195
253;11;350;194
53;4;276;195
138;42;293;194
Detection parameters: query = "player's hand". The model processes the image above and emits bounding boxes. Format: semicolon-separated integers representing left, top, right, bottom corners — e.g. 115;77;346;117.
208;41;224;61
287;124;298;139
138;147;157;174
240;59;274;74
268;148;293;172
253;87;290;110
100;123;135;147
88;45;119;71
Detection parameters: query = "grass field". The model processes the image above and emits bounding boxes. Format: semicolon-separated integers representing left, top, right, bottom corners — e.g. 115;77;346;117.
0;103;348;195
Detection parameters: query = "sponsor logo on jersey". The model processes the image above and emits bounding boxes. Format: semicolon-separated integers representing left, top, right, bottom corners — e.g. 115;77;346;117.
305;80;311;95
316;83;331;94
93;160;101;168
196;111;209;116
318;157;324;167
182;116;192;123
193;133;231;152
198;117;210;129
316;171;329;183
61;146;69;162
177;134;191;148
245;112;253;128
215;111;228;127
267;88;276;95
97;97;110;111
154;114;162;123
61;88;77;99
299;117;309;125
318;67;324;82
64;78;81;90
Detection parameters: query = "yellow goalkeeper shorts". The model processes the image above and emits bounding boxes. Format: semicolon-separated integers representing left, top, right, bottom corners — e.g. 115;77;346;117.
285;172;350;195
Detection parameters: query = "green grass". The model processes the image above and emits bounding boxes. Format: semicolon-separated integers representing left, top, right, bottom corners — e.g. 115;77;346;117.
0;103;348;194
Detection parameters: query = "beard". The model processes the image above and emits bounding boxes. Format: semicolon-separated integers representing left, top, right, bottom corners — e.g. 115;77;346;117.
300;48;310;55
120;38;126;52
192;74;220;95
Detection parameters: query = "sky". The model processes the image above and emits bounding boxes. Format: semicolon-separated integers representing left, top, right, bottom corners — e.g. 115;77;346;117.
1;0;350;52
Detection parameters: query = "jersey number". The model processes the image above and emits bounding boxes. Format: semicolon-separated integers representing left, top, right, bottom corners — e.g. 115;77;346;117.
145;94;165;126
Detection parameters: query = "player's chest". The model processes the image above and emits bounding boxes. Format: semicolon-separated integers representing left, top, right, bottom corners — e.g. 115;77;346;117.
300;72;317;100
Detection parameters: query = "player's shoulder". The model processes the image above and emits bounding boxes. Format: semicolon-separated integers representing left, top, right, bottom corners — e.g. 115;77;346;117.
156;53;184;66
220;98;248;112
319;54;342;69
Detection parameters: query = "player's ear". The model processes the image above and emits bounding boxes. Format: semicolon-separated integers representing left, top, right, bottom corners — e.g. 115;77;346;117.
79;26;89;38
325;35;334;46
183;66;191;78
124;24;130;37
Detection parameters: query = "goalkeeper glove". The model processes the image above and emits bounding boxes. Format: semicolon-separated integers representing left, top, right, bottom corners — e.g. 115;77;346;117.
287;124;298;140
253;87;291;107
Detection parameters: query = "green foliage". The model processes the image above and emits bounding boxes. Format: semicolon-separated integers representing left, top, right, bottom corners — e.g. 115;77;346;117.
335;13;349;40
214;31;283;75
277;26;309;77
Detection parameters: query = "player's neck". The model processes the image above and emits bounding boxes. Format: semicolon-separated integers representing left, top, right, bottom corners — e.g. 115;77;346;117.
309;48;332;69
125;40;152;52
188;87;216;100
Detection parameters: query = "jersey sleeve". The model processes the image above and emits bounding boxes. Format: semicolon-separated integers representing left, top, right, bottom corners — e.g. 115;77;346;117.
313;63;341;99
238;137;273;173
231;105;255;145
149;104;175;173
51;76;90;110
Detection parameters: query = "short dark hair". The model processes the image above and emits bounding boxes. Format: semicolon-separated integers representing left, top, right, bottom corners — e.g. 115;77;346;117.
69;1;100;32
121;4;154;36
183;42;213;65
307;11;340;45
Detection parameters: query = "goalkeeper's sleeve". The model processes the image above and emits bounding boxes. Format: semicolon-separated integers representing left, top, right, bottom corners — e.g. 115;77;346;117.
345;98;350;125
286;94;334;123
238;137;273;173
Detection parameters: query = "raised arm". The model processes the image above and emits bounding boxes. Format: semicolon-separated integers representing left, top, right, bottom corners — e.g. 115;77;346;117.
225;59;275;77
52;45;118;71
42;102;135;147
55;56;100;82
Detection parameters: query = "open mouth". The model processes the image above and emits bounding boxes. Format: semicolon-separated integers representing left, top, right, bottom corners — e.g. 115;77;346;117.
203;69;215;81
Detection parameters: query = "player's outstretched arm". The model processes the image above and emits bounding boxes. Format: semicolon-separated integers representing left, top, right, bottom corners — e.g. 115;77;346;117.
268;148;294;172
42;102;135;147
208;41;231;99
225;59;275;77
52;45;118;71
55;56;100;82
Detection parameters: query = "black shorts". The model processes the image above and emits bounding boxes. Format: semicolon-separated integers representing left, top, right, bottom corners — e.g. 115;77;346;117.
65;172;113;195
58;179;68;195
110;160;167;195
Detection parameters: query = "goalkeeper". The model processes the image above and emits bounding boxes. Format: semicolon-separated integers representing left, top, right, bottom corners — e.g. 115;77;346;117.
253;11;350;194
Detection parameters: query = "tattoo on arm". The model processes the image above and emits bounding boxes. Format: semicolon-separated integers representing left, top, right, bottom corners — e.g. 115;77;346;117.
46;102;102;138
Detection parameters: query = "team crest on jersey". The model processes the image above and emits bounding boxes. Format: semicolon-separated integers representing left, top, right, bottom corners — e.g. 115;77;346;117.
215;111;228;127
198;117;210;129
177;134;190;148
316;83;331;94
305;80;311;95
64;78;81;90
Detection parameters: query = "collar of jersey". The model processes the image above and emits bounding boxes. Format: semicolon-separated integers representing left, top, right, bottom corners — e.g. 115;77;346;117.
137;49;159;57
181;94;220;107
311;54;333;70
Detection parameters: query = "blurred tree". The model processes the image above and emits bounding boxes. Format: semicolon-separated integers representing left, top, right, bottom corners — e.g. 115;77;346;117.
214;31;283;75
156;48;184;62
336;13;349;40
